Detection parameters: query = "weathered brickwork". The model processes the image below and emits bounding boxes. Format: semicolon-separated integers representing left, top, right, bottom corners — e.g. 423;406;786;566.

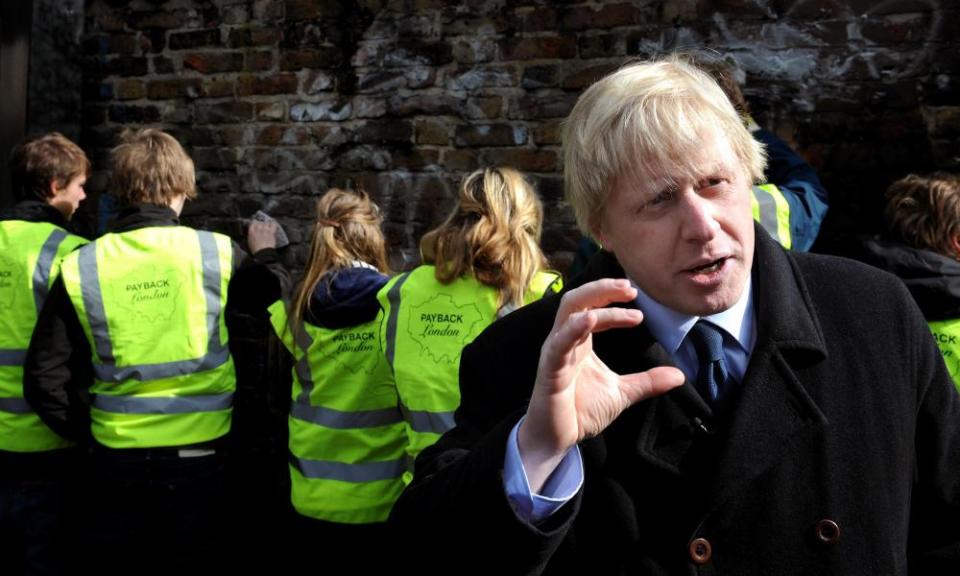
72;0;960;270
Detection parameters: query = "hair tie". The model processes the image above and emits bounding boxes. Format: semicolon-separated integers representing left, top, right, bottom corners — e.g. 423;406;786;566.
317;218;340;228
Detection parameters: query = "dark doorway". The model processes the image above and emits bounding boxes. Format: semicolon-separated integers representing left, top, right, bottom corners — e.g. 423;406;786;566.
0;0;33;207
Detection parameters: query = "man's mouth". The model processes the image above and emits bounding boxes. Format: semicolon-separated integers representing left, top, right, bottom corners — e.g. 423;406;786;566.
687;257;727;274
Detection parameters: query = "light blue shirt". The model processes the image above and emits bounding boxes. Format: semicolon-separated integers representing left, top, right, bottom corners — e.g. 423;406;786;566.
504;279;756;523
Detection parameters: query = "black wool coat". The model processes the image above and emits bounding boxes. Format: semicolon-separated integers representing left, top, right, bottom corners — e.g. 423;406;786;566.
390;224;960;575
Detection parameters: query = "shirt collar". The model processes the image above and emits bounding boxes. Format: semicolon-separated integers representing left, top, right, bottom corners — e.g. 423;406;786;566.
633;278;754;354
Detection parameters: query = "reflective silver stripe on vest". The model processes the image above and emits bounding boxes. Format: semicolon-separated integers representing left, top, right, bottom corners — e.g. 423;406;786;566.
92;347;231;382
290;402;402;429
292;327;315;405
290;454;406;483
197;231;224;354
78;243;115;365
33;229;68;314
92;392;234;414
752;185;779;240
384;272;411;370
400;401;456;434
0;349;27;366
81;231;229;382
0;397;33;414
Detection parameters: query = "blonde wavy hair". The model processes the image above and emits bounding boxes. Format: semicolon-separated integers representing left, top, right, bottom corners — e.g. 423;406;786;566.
885;172;960;258
420;167;550;310
110;128;196;206
291;187;390;329
563;54;767;235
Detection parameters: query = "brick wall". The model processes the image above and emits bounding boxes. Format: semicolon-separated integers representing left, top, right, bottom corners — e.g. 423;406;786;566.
73;0;960;269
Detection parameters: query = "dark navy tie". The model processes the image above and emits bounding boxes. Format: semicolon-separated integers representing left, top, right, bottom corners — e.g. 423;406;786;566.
687;320;729;408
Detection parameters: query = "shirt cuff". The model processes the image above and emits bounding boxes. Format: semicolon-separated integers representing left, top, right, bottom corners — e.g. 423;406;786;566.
503;417;583;524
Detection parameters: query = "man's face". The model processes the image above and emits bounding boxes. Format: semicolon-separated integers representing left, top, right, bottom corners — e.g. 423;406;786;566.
594;130;755;316
49;174;87;220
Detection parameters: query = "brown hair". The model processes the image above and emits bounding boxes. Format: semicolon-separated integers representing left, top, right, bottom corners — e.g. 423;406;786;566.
420;167;550;310
110;128;196;206
290;187;390;330
885;172;960;258
9;132;90;202
682;53;750;119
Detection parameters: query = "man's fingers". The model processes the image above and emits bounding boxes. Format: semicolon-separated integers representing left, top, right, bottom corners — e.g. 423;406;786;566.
586;307;645;334
542;307;644;369
619;366;686;405
555;279;638;321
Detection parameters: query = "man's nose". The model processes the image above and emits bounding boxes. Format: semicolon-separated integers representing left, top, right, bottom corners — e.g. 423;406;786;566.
680;192;720;241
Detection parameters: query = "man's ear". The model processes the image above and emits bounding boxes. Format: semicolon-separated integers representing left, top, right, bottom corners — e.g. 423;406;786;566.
590;223;606;251
47;179;61;199
951;233;960;260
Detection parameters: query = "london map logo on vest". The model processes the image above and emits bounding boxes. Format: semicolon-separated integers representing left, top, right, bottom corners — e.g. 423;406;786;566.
407;293;483;364
319;326;382;375
108;267;187;325
0;255;23;310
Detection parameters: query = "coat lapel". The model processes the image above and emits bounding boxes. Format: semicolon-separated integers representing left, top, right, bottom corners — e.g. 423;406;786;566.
706;225;829;510
584;251;712;477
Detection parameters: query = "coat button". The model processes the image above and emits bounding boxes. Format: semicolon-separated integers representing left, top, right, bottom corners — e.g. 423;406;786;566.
815;519;841;545
689;537;712;564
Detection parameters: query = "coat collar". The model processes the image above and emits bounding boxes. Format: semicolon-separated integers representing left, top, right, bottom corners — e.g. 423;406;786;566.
587;224;829;501
0;200;69;228
110;203;180;233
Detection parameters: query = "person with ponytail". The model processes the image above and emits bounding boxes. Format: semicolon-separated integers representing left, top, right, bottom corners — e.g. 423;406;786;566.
378;166;562;480
267;188;404;570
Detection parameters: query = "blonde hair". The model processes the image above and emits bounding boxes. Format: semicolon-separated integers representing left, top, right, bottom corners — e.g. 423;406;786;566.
9;132;90;202
291;187;389;330
884;172;960;258
563;54;767;235
420;167;550;310
110;128;196;206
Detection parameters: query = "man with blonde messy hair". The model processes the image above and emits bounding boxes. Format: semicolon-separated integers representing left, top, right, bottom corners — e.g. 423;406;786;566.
391;56;960;575
568;53;829;274
23;128;288;575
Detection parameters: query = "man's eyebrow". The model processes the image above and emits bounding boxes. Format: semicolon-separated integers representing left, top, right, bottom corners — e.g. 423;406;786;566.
650;180;680;199
691;162;734;181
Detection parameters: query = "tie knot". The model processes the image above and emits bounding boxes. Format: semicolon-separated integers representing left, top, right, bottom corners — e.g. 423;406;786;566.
688;320;725;363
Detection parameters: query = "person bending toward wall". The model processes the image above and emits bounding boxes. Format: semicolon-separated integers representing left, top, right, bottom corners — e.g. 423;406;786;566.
268;187;403;573
377;166;563;483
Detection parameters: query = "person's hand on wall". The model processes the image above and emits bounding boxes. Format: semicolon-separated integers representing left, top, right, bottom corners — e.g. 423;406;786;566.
247;219;278;254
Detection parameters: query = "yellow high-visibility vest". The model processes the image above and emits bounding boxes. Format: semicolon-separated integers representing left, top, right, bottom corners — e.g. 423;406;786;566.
0;220;87;452
929;318;960;393
60;227;235;448
752;184;792;249
378;267;562;481
270;300;406;523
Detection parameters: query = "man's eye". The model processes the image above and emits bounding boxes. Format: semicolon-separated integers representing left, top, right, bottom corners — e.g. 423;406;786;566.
701;177;725;188
645;189;675;209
